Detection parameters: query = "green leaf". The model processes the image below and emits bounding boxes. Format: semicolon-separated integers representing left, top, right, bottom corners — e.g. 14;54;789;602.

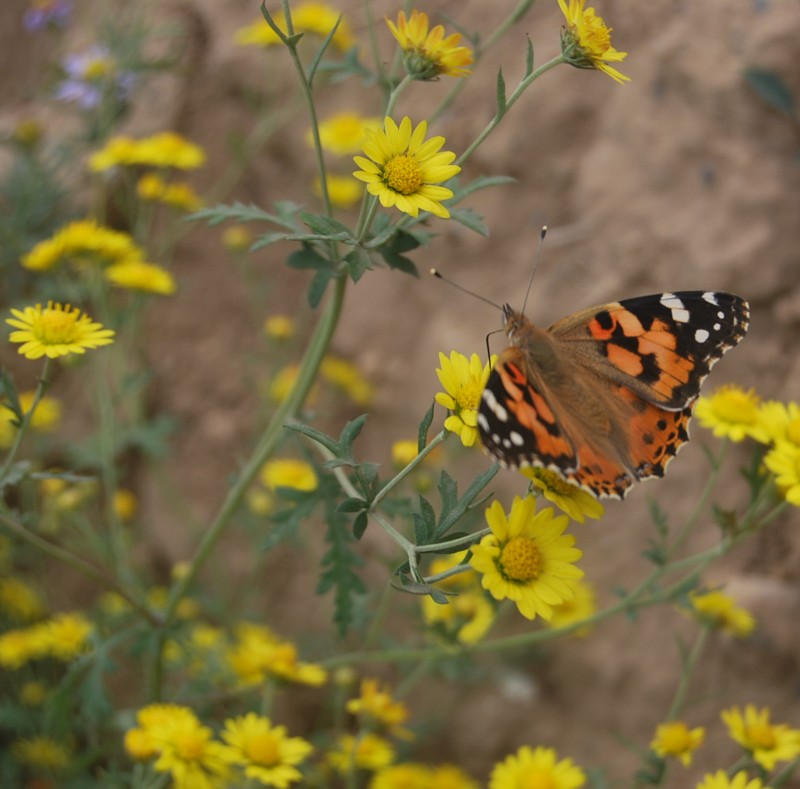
744;68;795;117
450;174;516;203
288;422;343;456
188;201;299;230
449;206;489;236
287;243;331;270
308;268;335;308
250;232;290;251
343;248;373;282
417;402;435;452
496;67;507;114
337;497;368;514
414;494;436;544
525;36;534;77
435;463;499;539
306;14;342;84
299;211;354;239
352;511;369;540
379;247;418;277
393;576;449;602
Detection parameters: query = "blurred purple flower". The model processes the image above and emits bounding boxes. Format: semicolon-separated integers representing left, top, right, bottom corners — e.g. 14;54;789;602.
23;0;73;31
54;45;136;110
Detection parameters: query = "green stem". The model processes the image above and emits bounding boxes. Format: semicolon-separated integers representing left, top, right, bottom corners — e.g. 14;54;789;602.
0;358;51;480
384;73;414;118
456;54;566;167
665;626;710;721
416;528;491;555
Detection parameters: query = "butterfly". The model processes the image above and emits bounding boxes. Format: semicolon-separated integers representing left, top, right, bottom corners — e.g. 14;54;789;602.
477;291;750;499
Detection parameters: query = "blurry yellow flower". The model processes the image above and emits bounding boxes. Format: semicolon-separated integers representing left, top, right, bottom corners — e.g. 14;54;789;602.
13;736;70;771
90;131;206;171
235;2;355;52
370;763;432;789
387;10;473;80
220;712;313;786
722;704;800;771
19;680;47;706
222;225;253;253
321;354;373;405
0;576;46;621
264;315;295;341
688;590;756;638
764;442;800;507
38;611;93;661
0;628;42;669
247;488;274;516
136;173;203;211
314;112;383;155
353;116;461;219
471;496;583;621
327;733;395;773
313;174;363;208
18;390;62;431
268;364;301;403
650;721;705;766
260;458;318;493
435;351;496;447
695;385;769;443
422;586;494;645
696;771;771;789
391;439;418;468
124;703;199;761
489;745;586;789
13;119;43;148
105;260;177;295
7;302;115;360
522;467;604;523
429;764;480;789
21;219;143;271
546;577;597;635
347;678;411;736
113;488;138;521
558;0;629;84
757;400;800;447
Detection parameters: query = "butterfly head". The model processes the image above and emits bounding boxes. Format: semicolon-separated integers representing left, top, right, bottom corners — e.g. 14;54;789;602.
502;304;529;342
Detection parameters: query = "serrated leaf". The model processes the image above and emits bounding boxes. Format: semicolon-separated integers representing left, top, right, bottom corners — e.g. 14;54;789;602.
189;201;297;230
339;414;368;452
250;232;290;251
435;463;499;539
308;268;335;308
287;422;342;455
379;248;418;276
300;210;354;238
287;244;331;270
437;470;458;516
344;248;373;282
449;206;489;236
417;402;435;452
744;67;795;117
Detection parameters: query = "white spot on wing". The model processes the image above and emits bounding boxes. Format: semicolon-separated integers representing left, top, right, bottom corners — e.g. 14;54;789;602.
510;431;525;446
695;328;710;343
703;292;719;305
478;413;490;431
493;403;508;422
713;323;721;332
660;294;689;323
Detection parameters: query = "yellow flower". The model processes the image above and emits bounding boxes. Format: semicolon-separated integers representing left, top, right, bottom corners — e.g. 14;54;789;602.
13;736;71;771
0;627;44;668
313;174;363;208
429;764;480;789
422;585;494;645
470;496;584;621
370;763;432;789
222;225;253;252
7;302;115;360
260;458;318;493
387;10;473;80
105;260;177;295
0;576;46;621
38;611;93;660
137;173;203;211
247;488;274;516
113;488;138;521
696;771;772;789
757;400;800;447
353;116;461;219
321;354;373;405
557;0;629;84
650;721;705;766
435;351;496;447
721;704;800;771
489;745;586;789
125;703;198;761
327;733;395;773
695;385;769;443
346;678;410;736
314;112;383;155
21;219;144;271
90;131;206;171
764;442;800;507
688;590;756;638
220;712;313;786
546;577;596;635
235;2;355;52
522;467;605;523
391;439;419;468
19;680;47;706
264;315;295;341
1;391;62;446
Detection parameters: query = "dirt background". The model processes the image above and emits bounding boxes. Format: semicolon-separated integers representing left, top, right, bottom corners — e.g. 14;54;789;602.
2;0;800;786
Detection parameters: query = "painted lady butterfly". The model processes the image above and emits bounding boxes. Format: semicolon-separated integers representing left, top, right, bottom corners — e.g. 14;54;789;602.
478;291;750;499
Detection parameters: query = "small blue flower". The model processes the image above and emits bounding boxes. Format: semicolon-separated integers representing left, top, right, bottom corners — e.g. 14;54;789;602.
23;0;73;32
54;45;135;110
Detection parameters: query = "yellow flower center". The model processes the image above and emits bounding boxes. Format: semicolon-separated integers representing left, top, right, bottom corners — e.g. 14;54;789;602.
521;770;555;789
578;16;612;58
174;730;207;761
37;308;79;344
746;722;777;750
382;154;424;195
454;382;481;414
244;732;281;766
83;58;114;81
500;536;541;582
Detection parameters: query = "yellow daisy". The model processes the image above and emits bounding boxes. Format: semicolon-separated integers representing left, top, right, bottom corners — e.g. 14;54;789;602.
347;678;411;737
764;442;800;506
470;496;584;621
386;10;473;80
695;385;769;443
370;763;431;789
688;590;756;638
105;260;177;295
721;704;800;771
546;577;596;635
489;745;586;789
435;351;496;447
327;732;395;774
757;400;800;447
321;354;373;405
6;302;115;360
522;467;605;523
89;132;206;171
650;720;705;766
235;3;355;52
696;771;772;789
260;458;318;493
313;174;363;208
314;112;383;155
557;0;629;84
353;116;461;219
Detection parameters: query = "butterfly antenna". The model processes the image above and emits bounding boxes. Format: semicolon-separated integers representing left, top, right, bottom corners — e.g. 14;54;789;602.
430;268;503;312
520;225;547;316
